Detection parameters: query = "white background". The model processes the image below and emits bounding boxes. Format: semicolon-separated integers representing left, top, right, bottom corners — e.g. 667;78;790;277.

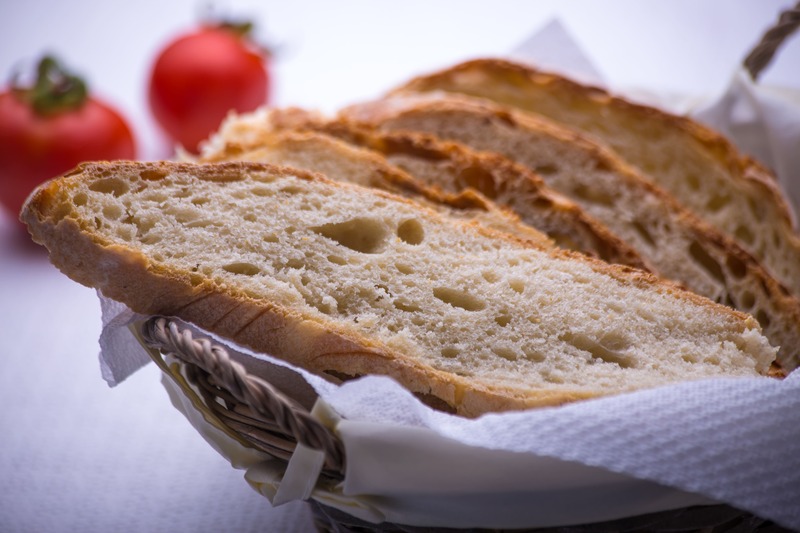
1;1;799;532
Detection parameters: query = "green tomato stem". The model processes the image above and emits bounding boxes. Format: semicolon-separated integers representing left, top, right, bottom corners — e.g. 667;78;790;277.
13;56;88;116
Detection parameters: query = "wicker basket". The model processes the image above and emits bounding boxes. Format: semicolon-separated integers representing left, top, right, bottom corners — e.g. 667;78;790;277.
134;316;792;533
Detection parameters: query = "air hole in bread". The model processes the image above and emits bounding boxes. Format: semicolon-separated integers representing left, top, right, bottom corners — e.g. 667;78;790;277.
535;164;559;176
682;353;699;363
631;220;656;247
243;213;257;222
541;371;564;384
706;194;731;212
735;225;755;246
393;298;421;312
725;254;747;279
495;313;512;327
280;185;305;195
755;309;771;329
458;165;498;198
523;348;545;362
688;241;726;285
223;262;261;276
312;218;388;254
740;290;756;310
396;263;414;274
191;196;210;206
433;287;487;311
562;332;635;368
571;183;615;207
285;257;305;269
492;347;518;361
327;254;347;265
397;218;425;245
482;270;499;283
440;347;459;358
531;196;554;209
264;233;279;243
385;323;402;333
251;186;275;197
89;177;129;197
139;169;168;181
73;192;88;206
747;196;764;219
375;283;392;299
508;279;525;294
772;229;783;248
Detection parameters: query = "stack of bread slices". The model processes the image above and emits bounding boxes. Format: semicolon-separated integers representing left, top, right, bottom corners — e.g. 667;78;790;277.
23;58;797;417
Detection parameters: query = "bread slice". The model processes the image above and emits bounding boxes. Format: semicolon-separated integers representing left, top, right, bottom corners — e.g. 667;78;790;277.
340;93;800;370
22;161;776;416
201;129;556;251
391;58;800;298
202;109;648;269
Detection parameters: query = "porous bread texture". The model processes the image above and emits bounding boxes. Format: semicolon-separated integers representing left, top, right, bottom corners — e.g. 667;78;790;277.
204;108;648;269
340;94;800;371
201;130;555;250
392;58;800;300
23;161;776;417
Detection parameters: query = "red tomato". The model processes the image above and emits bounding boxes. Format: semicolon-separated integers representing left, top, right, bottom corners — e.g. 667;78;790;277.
0;57;136;220
148;24;270;153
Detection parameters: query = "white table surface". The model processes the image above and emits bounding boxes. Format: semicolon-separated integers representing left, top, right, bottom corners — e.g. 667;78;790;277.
1;1;798;532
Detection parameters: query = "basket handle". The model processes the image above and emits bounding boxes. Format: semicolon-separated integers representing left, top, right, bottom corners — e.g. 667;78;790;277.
139;316;346;476
744;1;800;81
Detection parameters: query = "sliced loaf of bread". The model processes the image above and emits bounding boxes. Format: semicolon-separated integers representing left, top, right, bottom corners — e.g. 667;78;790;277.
22;161;777;416
203;109;647;269
201;130;556;250
340;93;800;370
392;58;800;298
